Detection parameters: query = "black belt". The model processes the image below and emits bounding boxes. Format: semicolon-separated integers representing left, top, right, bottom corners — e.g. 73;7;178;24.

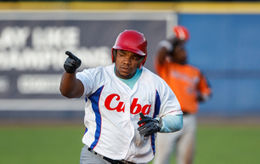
88;148;136;164
183;111;191;115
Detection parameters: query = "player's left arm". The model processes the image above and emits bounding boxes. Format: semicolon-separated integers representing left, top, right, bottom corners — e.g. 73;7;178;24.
137;113;183;136
157;78;183;133
197;71;212;102
158;114;183;133
137;78;183;136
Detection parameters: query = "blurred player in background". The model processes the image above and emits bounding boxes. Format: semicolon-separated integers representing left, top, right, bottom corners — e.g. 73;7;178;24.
153;26;212;164
60;29;183;164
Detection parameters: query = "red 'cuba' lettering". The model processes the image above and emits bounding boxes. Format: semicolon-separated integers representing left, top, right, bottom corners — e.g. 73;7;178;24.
104;94;125;112
141;104;151;115
104;93;151;115
130;98;151;115
130;98;141;114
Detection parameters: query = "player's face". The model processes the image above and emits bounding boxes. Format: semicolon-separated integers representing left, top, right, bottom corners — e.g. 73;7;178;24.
115;50;144;79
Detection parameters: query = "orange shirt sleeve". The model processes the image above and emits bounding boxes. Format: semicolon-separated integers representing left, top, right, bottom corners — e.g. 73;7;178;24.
155;59;168;79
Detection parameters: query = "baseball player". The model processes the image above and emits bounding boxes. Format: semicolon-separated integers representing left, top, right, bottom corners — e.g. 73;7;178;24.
59;30;183;164
153;26;212;164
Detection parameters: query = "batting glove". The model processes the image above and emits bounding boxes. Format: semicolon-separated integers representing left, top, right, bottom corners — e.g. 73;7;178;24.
137;113;161;137
64;51;81;73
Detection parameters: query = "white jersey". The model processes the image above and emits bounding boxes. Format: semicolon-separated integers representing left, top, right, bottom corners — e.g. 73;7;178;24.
76;63;182;163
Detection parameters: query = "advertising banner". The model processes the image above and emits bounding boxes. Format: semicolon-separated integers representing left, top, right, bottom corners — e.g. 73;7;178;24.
0;11;177;111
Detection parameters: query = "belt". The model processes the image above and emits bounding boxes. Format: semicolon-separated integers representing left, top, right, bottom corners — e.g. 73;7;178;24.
182;111;191;115
88;148;136;164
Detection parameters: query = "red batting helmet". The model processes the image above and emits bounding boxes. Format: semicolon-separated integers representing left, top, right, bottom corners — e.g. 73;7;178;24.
112;30;147;65
173;25;190;41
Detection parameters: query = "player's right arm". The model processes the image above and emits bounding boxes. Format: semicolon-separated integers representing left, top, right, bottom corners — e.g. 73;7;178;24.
59;51;84;98
60;73;84;98
154;40;171;77
156;39;173;66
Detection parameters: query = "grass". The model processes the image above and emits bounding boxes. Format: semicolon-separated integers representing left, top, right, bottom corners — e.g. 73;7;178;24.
0;124;259;164
0;126;84;164
194;125;260;164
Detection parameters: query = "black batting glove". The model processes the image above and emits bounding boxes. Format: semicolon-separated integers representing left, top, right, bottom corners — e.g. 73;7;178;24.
137;113;161;137
64;51;81;73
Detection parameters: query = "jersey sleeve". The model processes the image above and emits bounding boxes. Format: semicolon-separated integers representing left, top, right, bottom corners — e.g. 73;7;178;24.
155;60;164;76
154;57;170;80
157;79;182;117
76;67;100;96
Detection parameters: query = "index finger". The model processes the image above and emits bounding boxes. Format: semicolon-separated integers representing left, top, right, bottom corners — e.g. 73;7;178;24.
138;119;147;125
139;113;145;119
65;51;78;60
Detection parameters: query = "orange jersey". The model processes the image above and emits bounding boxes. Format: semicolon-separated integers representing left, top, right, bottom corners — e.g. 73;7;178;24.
155;61;211;114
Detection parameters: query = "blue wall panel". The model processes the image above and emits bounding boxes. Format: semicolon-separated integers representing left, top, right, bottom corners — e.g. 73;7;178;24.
179;14;260;116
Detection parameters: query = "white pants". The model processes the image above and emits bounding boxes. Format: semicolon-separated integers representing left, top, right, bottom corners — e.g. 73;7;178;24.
80;145;110;164
153;114;197;164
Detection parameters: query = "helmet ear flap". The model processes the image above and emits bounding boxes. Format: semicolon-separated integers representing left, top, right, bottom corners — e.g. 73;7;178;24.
140;55;147;68
112;49;117;63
